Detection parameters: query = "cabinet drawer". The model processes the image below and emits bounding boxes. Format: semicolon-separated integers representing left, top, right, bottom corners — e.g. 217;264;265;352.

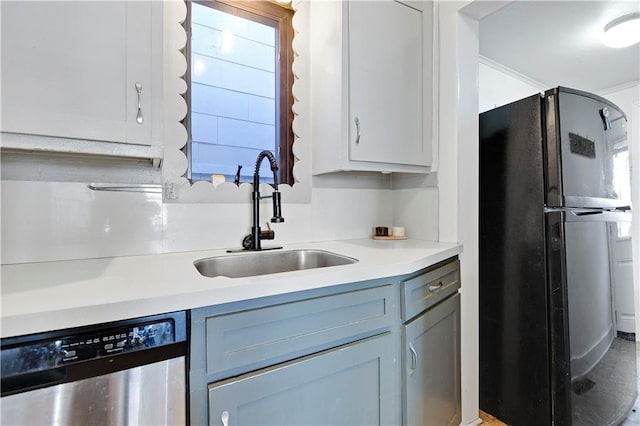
204;285;394;380
401;258;460;322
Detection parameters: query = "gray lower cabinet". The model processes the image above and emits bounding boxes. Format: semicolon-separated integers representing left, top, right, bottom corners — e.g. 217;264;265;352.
403;293;461;426
400;257;461;426
208;333;395;426
190;282;398;426
190;257;461;426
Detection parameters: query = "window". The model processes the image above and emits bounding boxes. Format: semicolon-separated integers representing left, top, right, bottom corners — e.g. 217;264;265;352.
613;143;631;238
185;0;294;185
612;145;630;203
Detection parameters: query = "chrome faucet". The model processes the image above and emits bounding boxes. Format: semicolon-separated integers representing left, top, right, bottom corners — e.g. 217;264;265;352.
239;150;284;251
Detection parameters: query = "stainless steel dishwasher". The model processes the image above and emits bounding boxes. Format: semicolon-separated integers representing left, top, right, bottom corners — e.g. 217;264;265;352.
1;311;187;425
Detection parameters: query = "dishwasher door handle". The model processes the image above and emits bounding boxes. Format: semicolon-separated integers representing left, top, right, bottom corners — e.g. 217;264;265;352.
1;367;67;396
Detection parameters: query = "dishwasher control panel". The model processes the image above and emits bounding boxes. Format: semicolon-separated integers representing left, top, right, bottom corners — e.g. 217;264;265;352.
1;312;185;380
60;318;175;360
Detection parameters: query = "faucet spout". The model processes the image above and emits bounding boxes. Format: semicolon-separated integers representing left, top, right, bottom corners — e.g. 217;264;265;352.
247;150;284;250
254;151;279;189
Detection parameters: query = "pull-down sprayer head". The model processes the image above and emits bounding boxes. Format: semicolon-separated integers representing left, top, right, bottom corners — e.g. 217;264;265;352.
254;150;284;224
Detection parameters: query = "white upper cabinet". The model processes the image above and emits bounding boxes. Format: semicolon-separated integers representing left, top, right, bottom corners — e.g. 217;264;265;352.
311;0;434;174
0;1;163;160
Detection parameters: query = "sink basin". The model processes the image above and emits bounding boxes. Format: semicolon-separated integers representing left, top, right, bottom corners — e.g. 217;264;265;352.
194;249;358;278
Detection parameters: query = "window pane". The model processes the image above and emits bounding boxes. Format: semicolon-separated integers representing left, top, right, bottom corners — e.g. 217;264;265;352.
191;3;277;184
612;147;630;202
616;222;632;239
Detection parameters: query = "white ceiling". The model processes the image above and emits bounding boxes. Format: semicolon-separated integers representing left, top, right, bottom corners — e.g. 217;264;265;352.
479;1;640;93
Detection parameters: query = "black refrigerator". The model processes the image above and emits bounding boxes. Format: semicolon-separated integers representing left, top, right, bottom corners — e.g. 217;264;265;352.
479;87;637;425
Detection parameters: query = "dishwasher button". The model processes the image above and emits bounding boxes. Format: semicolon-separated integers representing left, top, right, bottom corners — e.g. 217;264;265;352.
117;341;126;348
104;343;114;350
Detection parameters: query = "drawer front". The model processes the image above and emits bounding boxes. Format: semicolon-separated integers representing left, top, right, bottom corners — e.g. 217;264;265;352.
401;258;460;322
204;285;394;380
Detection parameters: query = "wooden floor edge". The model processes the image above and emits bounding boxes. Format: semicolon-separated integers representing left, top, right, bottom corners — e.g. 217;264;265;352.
479;410;508;425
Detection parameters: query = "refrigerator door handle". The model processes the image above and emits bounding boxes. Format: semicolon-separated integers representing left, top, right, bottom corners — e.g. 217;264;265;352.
600;107;612;131
561;209;631;223
571;210;603;216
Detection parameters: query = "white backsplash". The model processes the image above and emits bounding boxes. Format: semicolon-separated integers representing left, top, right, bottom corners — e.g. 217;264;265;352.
1;181;165;263
1;180;437;264
392;188;439;240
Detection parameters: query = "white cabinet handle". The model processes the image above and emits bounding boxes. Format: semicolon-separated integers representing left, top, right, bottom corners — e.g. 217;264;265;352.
221;410;229;426
428;281;444;293
135;82;144;124
409;342;417;375
354;117;361;145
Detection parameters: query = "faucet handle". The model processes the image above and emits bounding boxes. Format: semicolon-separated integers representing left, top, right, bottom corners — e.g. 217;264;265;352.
260;223;275;240
241;225;274;249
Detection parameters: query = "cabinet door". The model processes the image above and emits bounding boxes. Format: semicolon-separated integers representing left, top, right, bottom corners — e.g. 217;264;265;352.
208;334;397;426
403;293;461;426
348;0;425;166
1;1;152;147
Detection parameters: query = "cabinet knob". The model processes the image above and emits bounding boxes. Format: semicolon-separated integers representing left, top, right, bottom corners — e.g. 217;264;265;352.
135;82;144;124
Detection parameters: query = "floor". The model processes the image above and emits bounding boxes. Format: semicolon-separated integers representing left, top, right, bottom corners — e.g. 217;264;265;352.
573;337;637;425
479;410;507;425
620;343;640;426
481;343;640;426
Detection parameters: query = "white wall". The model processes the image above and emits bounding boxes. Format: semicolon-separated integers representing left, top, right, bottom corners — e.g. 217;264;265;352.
634;101;640;341
392;187;440;240
437;2;480;424
598;83;640;118
478;57;546;113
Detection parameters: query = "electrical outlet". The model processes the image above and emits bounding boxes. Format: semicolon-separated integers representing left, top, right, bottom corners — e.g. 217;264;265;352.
164;182;177;200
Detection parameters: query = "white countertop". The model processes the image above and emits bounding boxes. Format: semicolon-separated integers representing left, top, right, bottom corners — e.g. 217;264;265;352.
1;238;461;338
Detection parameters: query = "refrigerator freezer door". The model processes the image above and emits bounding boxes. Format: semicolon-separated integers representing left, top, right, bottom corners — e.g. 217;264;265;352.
545;88;629;208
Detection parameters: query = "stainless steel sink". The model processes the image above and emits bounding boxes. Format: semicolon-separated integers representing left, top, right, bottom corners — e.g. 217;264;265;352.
194;249;358;278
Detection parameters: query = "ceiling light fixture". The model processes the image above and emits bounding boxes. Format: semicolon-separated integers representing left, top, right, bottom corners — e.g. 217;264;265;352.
602;12;640;48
